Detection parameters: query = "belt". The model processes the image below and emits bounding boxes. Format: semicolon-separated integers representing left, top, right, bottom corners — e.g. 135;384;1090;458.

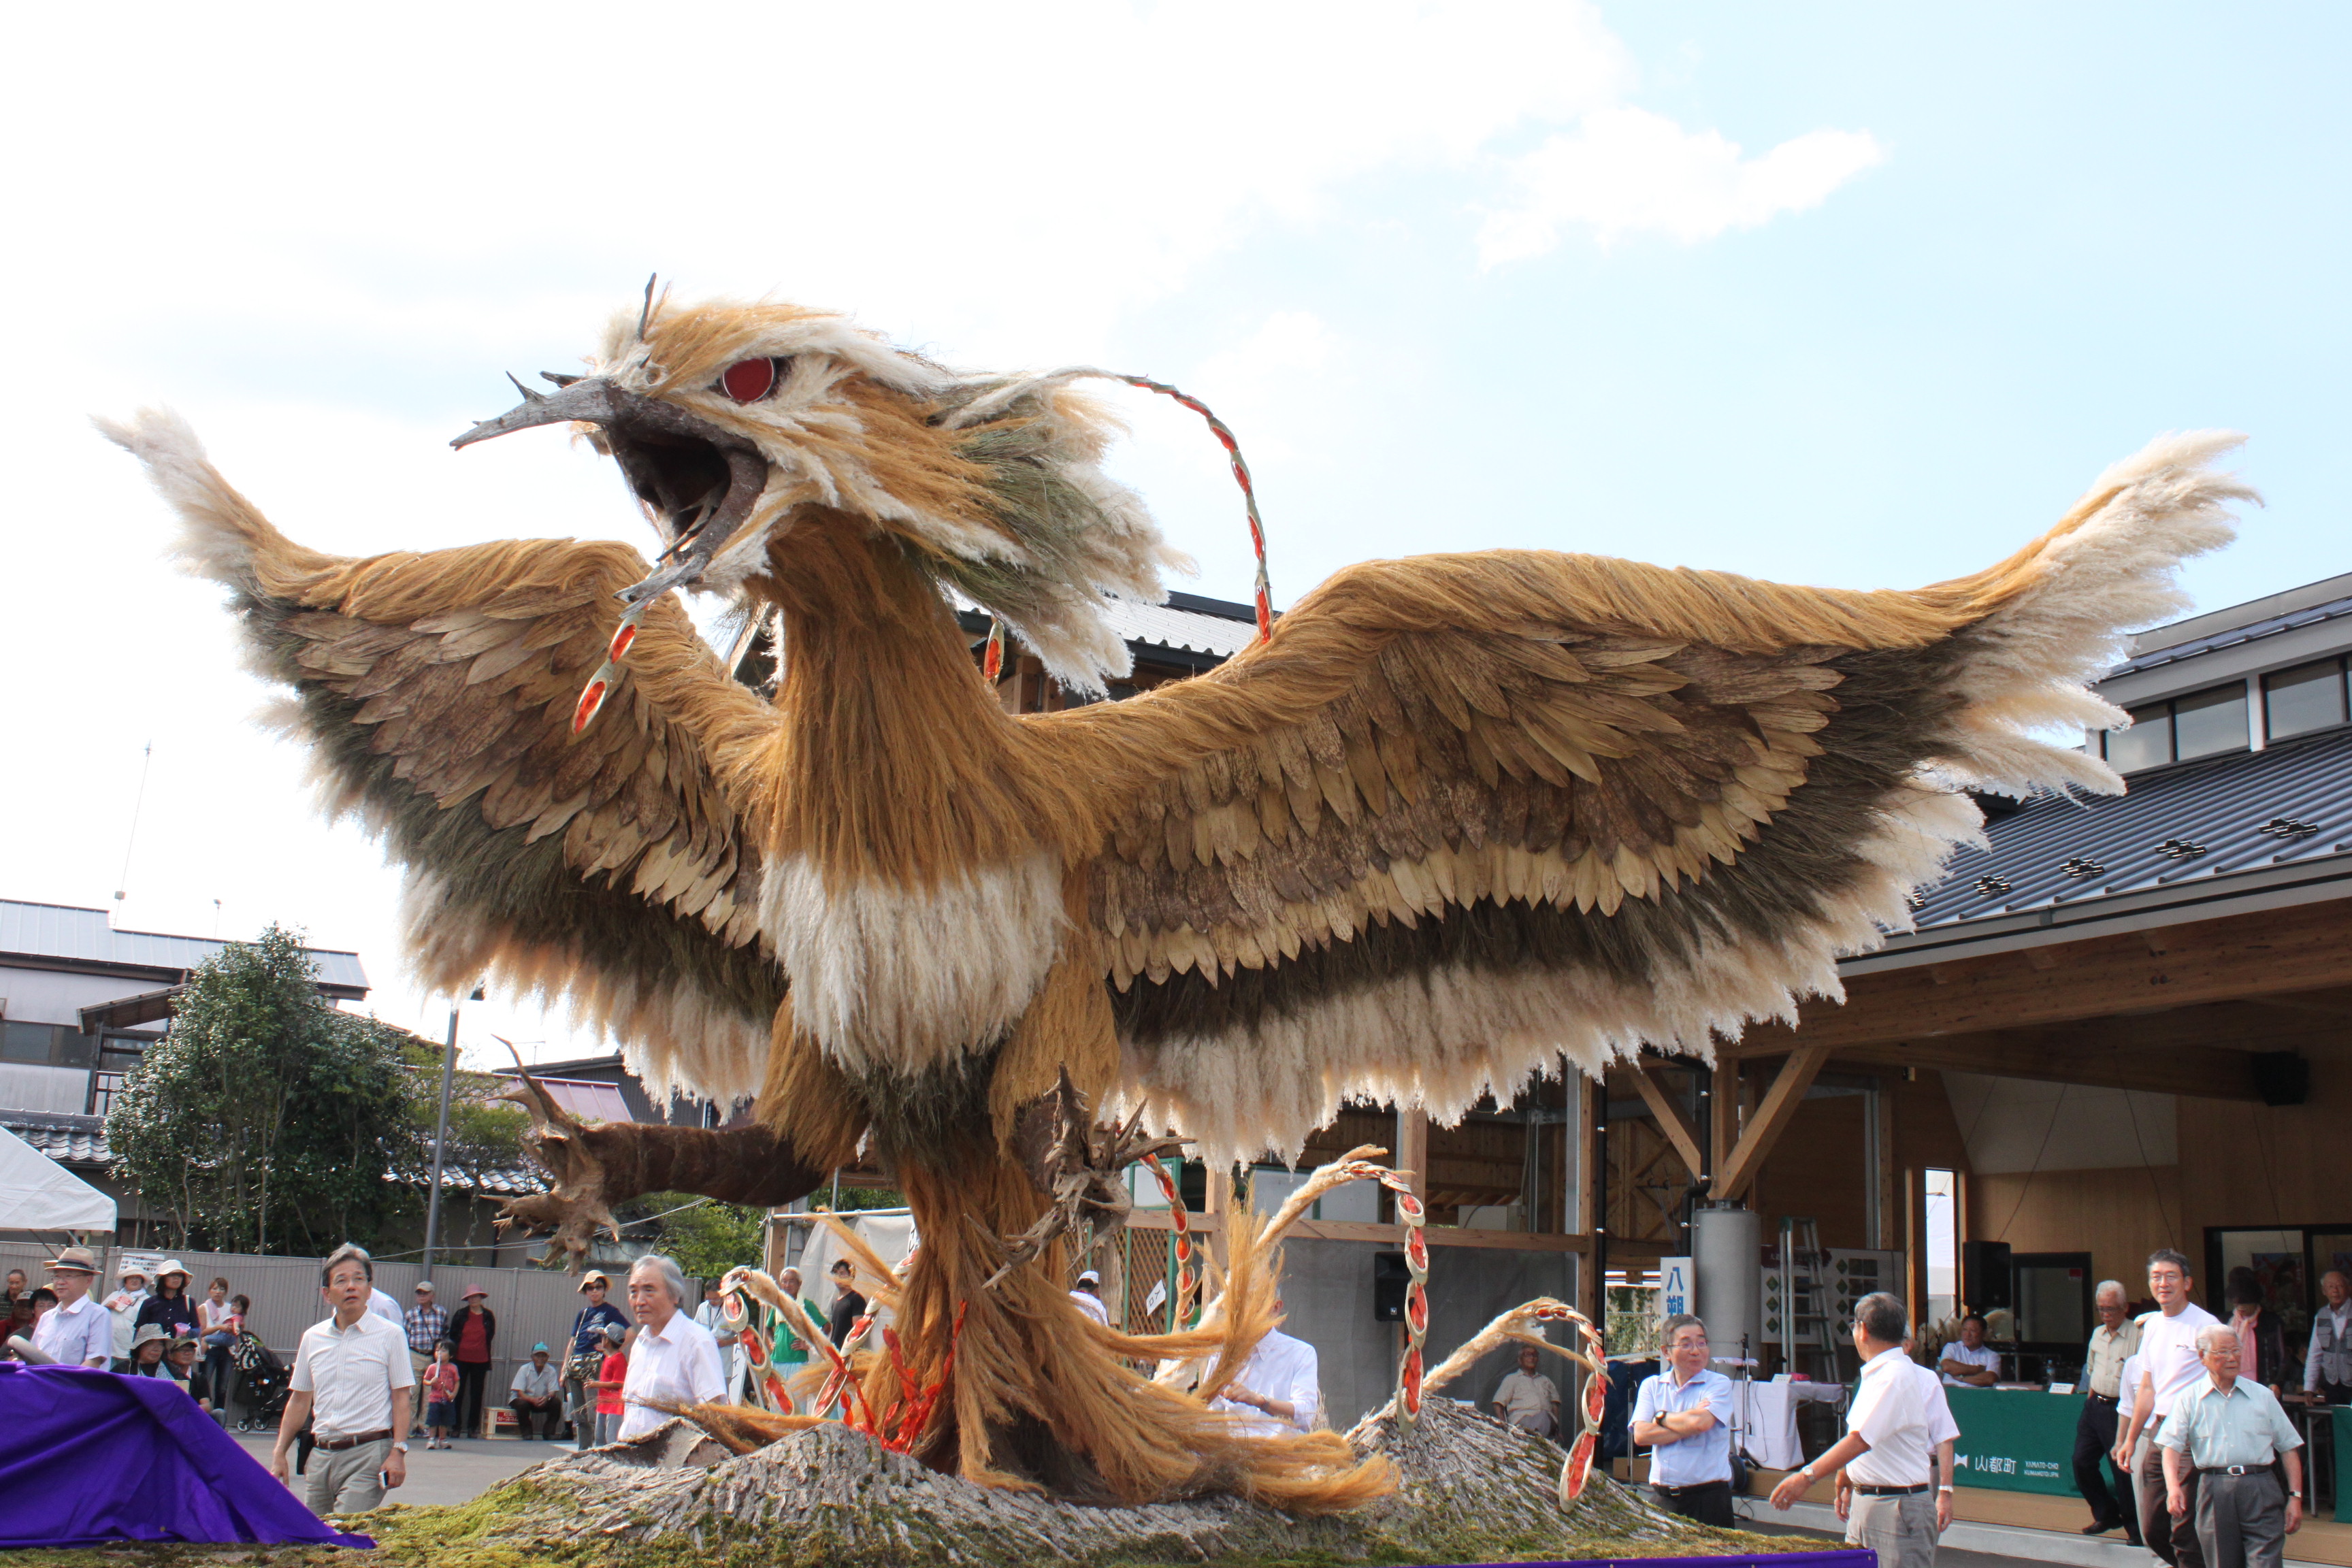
2087;1392;2118;1404
1652;1480;1731;1496
2197;1465;2272;1477
1854;1482;1932;1496
312;1428;392;1452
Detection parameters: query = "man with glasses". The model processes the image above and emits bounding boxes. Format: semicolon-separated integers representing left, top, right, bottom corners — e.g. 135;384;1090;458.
2074;1280;2144;1542
2114;1248;2221;1568
1632;1314;1736;1526
2159;1326;2304;1568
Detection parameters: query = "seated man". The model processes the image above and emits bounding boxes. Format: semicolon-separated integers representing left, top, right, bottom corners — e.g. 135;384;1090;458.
1211;1301;1322;1438
1939;1315;2001;1387
509;1343;565;1439
1490;1343;1561;1439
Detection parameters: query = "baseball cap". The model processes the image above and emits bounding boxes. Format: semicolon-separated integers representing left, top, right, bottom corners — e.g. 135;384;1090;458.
1076;1270;1102;1286
532;1342;550;1353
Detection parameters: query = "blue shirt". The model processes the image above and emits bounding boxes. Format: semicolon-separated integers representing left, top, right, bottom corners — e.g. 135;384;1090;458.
569;1301;628;1359
1631;1365;1735;1486
2156;1375;2302;1470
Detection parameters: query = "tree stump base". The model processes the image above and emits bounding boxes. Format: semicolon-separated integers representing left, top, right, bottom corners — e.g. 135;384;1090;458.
353;1399;1806;1565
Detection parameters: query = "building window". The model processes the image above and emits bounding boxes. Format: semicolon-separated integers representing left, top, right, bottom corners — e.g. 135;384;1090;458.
0;1022;96;1065
2101;683;2249;772
89;1072;124;1117
2264;656;2349;741
1923;1168;1959;1324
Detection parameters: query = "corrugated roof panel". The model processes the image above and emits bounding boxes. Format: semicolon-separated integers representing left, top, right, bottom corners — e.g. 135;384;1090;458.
0;900;369;992
1907;728;2352;928
2106;593;2352;679
1111;598;1258;658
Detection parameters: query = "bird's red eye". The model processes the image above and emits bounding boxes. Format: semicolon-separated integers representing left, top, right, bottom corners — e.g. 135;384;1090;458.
719;357;779;403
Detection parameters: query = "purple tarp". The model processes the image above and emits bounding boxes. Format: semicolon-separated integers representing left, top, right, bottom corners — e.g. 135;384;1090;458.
1438;1556;1874;1567
0;1362;370;1549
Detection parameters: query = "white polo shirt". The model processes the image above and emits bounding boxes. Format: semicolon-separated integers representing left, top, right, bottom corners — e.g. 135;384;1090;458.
1910;1360;1960;1447
2137;1303;2220;1421
33;1292;115;1367
290;1309;416;1440
619;1310;728;1440
1844;1346;1935;1486
1211;1329;1322;1438
1068;1289;1110;1326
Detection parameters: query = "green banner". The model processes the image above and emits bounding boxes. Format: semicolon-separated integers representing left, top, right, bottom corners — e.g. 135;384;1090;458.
1943;1387;2083;1497
2336;1406;2349;1524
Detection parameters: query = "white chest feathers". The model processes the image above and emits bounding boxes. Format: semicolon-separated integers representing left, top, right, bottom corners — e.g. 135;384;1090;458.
757;851;1067;1075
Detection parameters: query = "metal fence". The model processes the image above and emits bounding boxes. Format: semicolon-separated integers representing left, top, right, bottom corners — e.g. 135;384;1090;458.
0;1240;604;1409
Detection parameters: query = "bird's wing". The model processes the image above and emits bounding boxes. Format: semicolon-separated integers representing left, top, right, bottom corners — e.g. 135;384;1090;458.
1033;432;2249;1160
103;410;781;1102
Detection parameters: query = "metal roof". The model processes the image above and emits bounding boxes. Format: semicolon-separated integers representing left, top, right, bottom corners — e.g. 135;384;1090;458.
0;901;370;994
1908;727;2352;929
2104;591;2352;680
949;590;1260;666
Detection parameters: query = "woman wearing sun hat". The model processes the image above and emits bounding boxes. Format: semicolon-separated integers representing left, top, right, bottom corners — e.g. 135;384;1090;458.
444;1284;497;1438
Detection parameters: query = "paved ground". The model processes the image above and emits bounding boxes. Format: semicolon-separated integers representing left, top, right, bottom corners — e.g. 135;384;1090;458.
227;1431;575;1509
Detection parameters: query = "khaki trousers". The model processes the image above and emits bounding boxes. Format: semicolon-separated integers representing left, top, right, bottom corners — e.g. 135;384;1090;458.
1846;1490;1937;1568
305;1437;389;1516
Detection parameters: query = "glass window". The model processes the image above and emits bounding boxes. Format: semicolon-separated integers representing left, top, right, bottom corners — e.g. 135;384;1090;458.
0;1022;55;1062
2104;702;2172;773
2264;657;2348;740
2172;683;2249;760
1923;1169;1959;1324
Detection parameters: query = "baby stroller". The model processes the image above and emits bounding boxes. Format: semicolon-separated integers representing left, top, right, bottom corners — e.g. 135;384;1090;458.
230;1330;292;1433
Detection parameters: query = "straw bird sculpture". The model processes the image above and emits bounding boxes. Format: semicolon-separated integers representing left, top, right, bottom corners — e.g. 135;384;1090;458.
102;289;2248;1507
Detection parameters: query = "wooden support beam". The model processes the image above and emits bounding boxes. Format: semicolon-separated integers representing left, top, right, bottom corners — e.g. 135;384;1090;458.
1819;1031;2261;1100
1708;1061;1738;1193
1628;1064;1705;1186
1722;896;2352;1056
1710;1043;1831;1200
1397;1108;1429;1205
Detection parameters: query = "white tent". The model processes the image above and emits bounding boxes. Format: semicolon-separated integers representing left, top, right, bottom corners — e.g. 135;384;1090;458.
0;1124;115;1232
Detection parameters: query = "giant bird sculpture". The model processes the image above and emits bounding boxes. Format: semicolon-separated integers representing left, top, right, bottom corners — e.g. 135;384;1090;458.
103;291;2247;1508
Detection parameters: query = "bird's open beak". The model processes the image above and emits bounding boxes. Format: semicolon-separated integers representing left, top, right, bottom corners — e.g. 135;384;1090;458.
451;374;770;608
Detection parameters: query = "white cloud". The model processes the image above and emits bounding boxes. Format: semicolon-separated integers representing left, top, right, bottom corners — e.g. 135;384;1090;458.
1480;108;1886;263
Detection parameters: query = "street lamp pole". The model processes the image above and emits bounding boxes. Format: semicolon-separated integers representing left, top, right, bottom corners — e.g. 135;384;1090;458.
420;985;482;1279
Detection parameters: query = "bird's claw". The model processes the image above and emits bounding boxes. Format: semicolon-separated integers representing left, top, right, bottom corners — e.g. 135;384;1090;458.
987;1071;1188;1289
491;1049;622;1271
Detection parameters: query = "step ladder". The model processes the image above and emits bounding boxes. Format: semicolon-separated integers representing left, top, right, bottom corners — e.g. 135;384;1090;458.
1774;1217;1840;1380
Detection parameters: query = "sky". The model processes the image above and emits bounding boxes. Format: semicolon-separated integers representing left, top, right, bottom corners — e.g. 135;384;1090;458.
5;2;2346;1072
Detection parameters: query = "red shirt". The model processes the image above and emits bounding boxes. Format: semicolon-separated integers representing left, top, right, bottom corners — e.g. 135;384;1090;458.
423;1362;459;1403
457;1311;490;1364
595;1352;627;1416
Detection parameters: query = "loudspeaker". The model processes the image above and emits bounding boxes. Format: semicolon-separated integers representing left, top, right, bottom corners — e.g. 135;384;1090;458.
1963;1240;2013;1311
1372;1252;1409;1322
2250;1052;2310;1107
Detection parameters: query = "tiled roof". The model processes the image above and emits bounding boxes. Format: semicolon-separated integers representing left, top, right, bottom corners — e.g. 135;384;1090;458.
1908;727;2352;928
0;1109;544;1194
0;901;370;993
2104;592;2352;679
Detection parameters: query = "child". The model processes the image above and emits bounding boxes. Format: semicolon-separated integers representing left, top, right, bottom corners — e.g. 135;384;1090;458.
593;1323;628;1446
421;1339;461;1449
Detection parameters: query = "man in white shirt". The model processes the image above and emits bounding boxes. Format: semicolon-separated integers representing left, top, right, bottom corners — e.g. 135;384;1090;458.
2304;1271;2350;1405
1938;1314;2001;1387
365;1286;404;1328
274;1244;414;1517
1213;1311;1322;1439
619;1254;728;1441
1769;1292;1944;1568
32;1247;114;1369
1631;1313;1735;1525
1068;1269;1111;1327
2113;1247;2221;1568
508;1343;564;1438
1494;1342;1563;1441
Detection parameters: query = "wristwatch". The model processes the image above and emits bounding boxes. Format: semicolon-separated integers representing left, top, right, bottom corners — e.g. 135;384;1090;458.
391;1441;410;1452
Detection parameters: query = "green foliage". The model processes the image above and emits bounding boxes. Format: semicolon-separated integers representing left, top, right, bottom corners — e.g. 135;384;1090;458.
106;923;438;1256
636;1192;767;1281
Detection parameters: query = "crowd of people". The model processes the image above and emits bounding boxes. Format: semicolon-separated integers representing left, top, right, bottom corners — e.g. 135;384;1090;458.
1;1252;246;1418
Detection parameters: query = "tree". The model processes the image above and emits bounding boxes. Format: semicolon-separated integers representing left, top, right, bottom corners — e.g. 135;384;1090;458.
106;924;429;1254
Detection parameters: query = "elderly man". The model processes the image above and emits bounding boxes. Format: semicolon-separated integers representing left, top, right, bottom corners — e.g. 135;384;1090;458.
509;1343;564;1439
33;1247;114;1369
2159;1326;2304;1568
401;1281;446;1437
1493;1342;1563;1441
770;1267;826;1411
618;1254;728;1441
1771;1292;1942;1568
2074;1279;2144;1540
2304;1270;2350;1406
566;1270;630;1447
1938;1314;2000;1387
2116;1248;2221;1568
274;1244;413;1517
1631;1314;1733;1524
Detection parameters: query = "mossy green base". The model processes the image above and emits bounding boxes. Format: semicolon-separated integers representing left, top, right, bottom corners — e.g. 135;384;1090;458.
0;1403;1828;1567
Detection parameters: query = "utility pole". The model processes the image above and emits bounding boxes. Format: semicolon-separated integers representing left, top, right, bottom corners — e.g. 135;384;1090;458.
420;984;483;1279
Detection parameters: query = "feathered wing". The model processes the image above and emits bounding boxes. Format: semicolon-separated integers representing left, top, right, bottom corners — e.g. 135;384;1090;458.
101;409;784;1102
1039;432;2251;1161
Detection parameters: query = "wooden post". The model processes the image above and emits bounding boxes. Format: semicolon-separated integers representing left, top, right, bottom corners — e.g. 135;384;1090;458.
1629;1064;1704;1186
1396;1106;1428;1205
1708;1060;1737;1195
1710;1044;1831;1202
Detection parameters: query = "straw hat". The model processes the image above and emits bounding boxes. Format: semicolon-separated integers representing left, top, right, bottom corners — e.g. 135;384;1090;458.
131;1322;170;1349
577;1270;612;1292
46;1247;99;1276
